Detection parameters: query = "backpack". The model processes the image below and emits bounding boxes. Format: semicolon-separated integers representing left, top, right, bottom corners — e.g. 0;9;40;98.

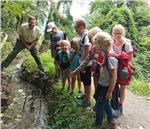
57;51;70;69
106;52;133;85
80;34;87;45
89;47;103;73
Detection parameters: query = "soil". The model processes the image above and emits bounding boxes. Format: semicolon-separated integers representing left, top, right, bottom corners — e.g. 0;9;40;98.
1;73;12;110
115;90;150;129
91;78;150;129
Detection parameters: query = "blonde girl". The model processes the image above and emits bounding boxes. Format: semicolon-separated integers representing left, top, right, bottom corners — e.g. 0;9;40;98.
69;37;81;95
112;24;133;115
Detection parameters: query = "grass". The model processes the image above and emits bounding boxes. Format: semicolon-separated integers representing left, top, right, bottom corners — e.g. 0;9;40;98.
129;78;150;97
22;50;55;77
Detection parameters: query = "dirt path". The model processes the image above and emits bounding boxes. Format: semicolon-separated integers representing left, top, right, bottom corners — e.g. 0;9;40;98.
115;90;150;129
90;77;150;129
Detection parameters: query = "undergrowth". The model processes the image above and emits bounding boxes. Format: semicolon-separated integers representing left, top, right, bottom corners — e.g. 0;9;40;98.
43;83;98;129
130;78;150;97
22;50;55;77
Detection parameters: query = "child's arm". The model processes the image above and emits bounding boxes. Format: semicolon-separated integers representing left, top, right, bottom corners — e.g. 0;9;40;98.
55;53;61;70
82;45;92;60
68;50;76;62
73;52;91;73
106;69;117;99
106;56;118;99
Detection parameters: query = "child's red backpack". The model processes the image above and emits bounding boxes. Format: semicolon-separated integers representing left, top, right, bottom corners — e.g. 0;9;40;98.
106;52;133;85
90;47;103;73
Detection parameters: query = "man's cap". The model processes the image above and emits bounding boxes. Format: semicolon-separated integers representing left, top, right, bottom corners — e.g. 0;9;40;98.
47;22;56;32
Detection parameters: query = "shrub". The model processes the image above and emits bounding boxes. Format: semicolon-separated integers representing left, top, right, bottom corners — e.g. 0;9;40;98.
130;79;150;97
134;51;150;82
22;50;55;77
100;7;140;45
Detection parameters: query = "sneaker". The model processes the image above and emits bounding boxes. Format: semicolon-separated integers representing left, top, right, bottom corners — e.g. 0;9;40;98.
80;100;91;107
113;106;123;118
107;120;116;128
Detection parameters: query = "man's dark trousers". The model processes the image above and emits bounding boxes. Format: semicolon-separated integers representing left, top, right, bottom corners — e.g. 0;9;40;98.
1;39;44;71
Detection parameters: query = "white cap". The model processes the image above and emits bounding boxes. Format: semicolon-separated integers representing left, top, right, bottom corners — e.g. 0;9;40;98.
47;22;56;32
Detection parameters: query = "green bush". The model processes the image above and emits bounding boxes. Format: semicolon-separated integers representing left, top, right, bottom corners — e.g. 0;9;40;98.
127;0;150;31
100;7;140;45
130;79;150;97
134;51;150;82
43;83;98;129
23;50;55;77
88;0;125;28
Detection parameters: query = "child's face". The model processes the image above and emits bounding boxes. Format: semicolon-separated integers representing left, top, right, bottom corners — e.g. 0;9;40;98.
61;42;69;52
71;43;77;50
94;42;103;51
75;26;85;35
112;30;123;40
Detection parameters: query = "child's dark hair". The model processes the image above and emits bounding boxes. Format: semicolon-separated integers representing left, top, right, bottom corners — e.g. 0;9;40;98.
75;19;86;28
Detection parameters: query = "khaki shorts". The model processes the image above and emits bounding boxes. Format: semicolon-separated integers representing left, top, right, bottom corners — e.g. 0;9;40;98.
61;68;69;80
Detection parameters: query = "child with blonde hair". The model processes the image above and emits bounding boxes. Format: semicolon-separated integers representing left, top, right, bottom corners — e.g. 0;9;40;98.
93;32;118;128
112;24;133;116
55;40;70;90
88;27;103;88
69;37;81;95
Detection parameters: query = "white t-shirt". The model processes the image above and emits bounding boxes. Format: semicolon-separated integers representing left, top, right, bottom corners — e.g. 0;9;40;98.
98;56;118;86
77;31;92;63
113;43;133;54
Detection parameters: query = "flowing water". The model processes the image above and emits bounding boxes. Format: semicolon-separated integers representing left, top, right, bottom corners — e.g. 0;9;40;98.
1;59;48;129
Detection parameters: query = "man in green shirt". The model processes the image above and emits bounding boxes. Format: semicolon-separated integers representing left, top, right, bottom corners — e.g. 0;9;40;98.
1;16;45;72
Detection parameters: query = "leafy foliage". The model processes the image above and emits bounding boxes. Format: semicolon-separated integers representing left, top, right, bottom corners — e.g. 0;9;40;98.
22;50;55;77
88;0;125;28
133;51;150;82
127;0;150;31
130;79;150;96
44;83;98;129
100;7;140;45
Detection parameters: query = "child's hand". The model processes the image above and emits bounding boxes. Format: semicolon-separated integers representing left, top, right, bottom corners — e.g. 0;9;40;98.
71;49;76;53
92;59;97;66
57;65;61;71
70;70;76;76
106;90;112;100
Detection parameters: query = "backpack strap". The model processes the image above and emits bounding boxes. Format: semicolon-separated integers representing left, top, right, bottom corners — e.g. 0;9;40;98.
61;51;70;63
81;34;87;45
63;31;67;40
122;44;126;52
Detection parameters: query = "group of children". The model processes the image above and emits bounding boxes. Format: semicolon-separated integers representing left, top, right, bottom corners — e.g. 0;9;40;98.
47;19;133;128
